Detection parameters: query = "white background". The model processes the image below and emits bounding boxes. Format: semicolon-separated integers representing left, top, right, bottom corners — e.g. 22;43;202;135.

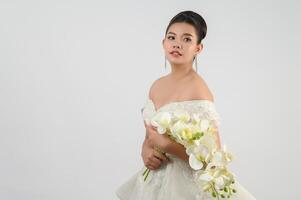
0;1;300;199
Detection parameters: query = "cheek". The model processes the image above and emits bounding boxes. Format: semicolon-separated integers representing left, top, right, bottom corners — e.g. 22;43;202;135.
185;48;196;57
163;40;170;48
163;45;170;54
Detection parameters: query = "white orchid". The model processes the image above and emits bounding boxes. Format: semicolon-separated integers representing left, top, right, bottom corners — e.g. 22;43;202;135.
189;153;204;170
170;120;188;139
199;171;214;182
199;134;216;152
214;175;226;190
150;111;171;134
143;109;236;199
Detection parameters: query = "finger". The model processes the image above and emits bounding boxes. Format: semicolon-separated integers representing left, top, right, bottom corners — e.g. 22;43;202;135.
146;163;153;170
150;157;161;166
146;161;157;170
150;164;160;170
150;156;162;166
148;161;160;170
153;150;168;161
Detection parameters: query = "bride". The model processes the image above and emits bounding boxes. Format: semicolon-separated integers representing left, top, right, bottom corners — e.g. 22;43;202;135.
116;10;256;200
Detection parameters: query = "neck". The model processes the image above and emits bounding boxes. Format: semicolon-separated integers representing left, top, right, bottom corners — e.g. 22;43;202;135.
169;62;196;80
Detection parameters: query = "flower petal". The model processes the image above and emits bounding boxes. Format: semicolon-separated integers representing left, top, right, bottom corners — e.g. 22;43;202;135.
199;172;214;181
189;154;203;170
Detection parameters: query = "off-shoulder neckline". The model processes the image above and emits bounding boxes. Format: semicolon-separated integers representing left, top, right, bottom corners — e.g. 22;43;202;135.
147;98;214;113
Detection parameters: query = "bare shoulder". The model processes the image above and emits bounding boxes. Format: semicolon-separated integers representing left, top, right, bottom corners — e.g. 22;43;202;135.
148;75;168;99
190;74;215;102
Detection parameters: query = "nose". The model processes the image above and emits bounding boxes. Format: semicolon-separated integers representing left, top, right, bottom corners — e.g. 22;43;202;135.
173;43;182;49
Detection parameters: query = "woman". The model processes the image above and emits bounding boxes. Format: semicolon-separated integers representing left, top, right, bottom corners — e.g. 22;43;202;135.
116;10;256;200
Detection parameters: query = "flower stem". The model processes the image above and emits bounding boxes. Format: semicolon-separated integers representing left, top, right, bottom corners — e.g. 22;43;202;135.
143;169;150;181
142;167;148;176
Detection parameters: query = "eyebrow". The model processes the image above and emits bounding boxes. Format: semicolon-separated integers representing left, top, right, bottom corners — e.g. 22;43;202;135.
167;31;194;37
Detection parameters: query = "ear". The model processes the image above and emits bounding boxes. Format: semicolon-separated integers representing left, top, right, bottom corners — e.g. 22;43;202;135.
162;39;165;47
196;43;203;54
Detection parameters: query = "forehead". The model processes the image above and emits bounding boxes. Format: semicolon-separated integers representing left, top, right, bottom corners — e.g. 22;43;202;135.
167;22;196;36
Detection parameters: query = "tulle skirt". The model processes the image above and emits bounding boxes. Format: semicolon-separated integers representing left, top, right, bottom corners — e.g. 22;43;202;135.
116;154;256;200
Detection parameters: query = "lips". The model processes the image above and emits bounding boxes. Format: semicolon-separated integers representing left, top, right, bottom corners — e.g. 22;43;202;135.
170;50;182;56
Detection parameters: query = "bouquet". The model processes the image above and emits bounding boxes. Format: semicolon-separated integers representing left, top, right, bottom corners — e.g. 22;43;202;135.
142;109;237;199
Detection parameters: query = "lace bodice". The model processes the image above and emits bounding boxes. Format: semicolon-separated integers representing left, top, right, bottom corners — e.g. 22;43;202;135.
141;98;221;128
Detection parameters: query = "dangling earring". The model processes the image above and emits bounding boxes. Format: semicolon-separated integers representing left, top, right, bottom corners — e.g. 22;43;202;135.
195;55;198;72
164;56;167;70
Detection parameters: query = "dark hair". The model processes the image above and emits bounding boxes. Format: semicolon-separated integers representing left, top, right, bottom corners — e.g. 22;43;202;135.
165;10;207;44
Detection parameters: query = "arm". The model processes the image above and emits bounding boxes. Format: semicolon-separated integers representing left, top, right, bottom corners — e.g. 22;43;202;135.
145;122;189;162
141;125;169;170
164;137;189;162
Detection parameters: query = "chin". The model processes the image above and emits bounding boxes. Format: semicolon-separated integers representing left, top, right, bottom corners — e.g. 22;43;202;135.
167;57;183;64
168;59;186;65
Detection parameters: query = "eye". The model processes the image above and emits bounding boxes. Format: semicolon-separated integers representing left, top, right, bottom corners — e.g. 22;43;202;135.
167;36;175;40
184;37;192;42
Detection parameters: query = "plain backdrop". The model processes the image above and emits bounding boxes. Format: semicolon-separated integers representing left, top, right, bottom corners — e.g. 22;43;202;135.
0;1;300;199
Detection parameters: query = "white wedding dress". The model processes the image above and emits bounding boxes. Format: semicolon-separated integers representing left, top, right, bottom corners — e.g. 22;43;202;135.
116;98;256;200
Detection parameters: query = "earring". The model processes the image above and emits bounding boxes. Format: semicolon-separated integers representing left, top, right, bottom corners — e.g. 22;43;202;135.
195;55;198;72
164;56;167;70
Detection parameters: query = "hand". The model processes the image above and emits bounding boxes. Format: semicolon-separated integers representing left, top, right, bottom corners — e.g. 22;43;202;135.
141;139;169;170
143;121;189;163
143;121;171;152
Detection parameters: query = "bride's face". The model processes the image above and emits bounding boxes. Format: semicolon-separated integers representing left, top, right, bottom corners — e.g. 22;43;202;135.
162;22;203;66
